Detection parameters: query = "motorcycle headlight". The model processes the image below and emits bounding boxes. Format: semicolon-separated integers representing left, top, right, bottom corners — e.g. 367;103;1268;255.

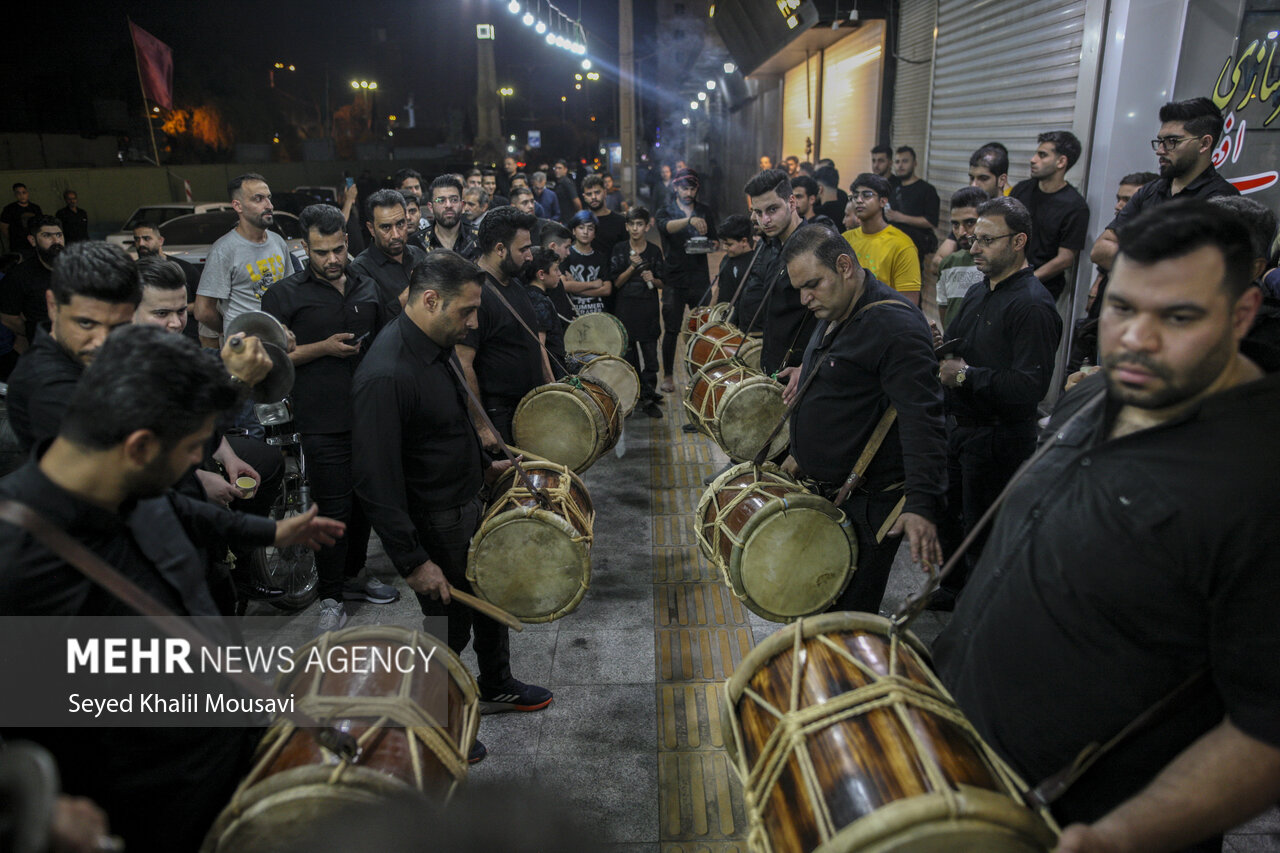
254;400;292;426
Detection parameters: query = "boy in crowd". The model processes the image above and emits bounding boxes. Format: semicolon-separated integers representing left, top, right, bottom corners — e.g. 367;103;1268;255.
563;211;612;315
610;207;665;417
715;215;760;327
841;173;922;304
525;247;569;376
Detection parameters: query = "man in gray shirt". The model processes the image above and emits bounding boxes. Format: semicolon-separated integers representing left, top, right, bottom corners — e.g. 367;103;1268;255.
194;173;294;336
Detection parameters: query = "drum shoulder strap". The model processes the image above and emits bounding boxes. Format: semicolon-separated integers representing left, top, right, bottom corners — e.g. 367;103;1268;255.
483;278;566;375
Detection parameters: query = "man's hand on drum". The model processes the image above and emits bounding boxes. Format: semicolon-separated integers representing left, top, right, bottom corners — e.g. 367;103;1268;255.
406;559;451;603
777;366;801;405
484;456;520;485
221;333;273;387
274;505;346;550
888;512;943;570
1053;824;1124;853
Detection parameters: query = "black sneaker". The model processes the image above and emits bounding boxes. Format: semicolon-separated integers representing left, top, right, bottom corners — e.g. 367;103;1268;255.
479;678;553;714
468;739;488;764
643;401;663;418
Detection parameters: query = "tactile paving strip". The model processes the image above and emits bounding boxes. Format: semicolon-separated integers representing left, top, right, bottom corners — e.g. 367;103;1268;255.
651;353;754;846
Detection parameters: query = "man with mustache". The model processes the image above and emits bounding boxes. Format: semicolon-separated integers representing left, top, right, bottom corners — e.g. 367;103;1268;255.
931;196;1061;611
350;190;427;318
0;216;63;345
421;175;479;260
935;199;1280;853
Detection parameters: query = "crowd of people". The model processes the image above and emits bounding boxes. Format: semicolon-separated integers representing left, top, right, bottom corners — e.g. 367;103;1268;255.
0;91;1278;853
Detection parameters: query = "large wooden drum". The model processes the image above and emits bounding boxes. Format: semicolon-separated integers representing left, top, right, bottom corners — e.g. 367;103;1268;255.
685;321;747;375
467;461;594;623
685;360;790;462
564;312;628;357
723;612;1058;853
512;376;621;473
696;462;855;622
202;626;479;853
574;351;641;416
686;304;717;334
738;335;763;372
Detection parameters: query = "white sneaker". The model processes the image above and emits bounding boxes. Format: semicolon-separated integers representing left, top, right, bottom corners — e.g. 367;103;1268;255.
316;598;348;636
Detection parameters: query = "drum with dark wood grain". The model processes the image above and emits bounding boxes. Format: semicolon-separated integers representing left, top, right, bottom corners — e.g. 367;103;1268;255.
696;462;854;622
512;375;621;473
685;321;747;375
685;360;789;462
468;461;593;623
573;351;641;416
686;304;717;334
202;626;479;853
723;612;1058;853
563;312;628;358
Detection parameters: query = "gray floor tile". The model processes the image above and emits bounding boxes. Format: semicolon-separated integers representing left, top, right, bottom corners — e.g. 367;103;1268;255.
466;750;538;785
1224;835;1280;852
1233;806;1280;834
571;575;656;630
472;704;546;756
458;627;557;687
551;628;657;684
538;684;657;754
535;751;659;843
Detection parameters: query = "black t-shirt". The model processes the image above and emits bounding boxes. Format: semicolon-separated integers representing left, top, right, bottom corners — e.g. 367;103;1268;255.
1010;180;1090;299
55;206;89;242
564;246;612;316
716;249;754;306
591;209;627;257
1;201;42;254
5;326;82;452
890;178;940;256
462;272;545;403
1107;165;1238;233
0;258;51;339
168;255;203;340
610;241;664;341
655;199;718;289
525;284;567;374
554;178;579;224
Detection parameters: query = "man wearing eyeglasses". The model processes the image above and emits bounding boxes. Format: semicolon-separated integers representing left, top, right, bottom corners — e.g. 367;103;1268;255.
420;175;480;261
930;196;1061;611
1089;97;1238;273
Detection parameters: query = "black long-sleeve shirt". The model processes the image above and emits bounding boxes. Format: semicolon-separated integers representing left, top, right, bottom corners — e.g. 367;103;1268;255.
655;198;717;290
944;267;1063;425
790;272;948;521
352;313;485;575
760;223;817;375
5;326;83;452
349;243;426;318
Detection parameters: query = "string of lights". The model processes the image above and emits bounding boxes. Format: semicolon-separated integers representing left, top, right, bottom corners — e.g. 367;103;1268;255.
506;0;590;62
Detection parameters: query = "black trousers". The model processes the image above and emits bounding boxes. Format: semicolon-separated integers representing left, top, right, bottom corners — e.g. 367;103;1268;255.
829;490;907;614
937;419;1037;596
412;496;512;689
225;434;284;519
660;287;701;378
627;338;659;399
299;432;373;602
484;399;520;447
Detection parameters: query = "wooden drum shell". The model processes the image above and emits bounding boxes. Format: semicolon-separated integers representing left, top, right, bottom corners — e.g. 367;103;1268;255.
685;321;747;376
684;360;789;462
512;376;621;473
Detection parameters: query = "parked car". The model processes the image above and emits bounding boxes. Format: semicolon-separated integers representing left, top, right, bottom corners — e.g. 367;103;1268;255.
151;211;308;269
105;202;236;248
293;186;340;205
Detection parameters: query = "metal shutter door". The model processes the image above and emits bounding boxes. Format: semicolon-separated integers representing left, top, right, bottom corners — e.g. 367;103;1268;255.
818;23;886;183
782;56;820;166
925;0;1087;192
891;0;937;153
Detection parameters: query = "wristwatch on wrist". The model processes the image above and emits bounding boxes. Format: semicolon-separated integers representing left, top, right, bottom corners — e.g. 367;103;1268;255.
955;366;967;386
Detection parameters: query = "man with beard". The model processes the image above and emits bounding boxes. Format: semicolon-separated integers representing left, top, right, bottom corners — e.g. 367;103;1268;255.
482;170;509;208
934;187;988;328
531;171;560;222
1010;131;1090;300
263;204;395;634
930;197;1061;611
350;190;427;317
887;146;941;266
581;175;627;257
934;200;1280;853
0;216;63;344
421;176;479;260
55;189;89;243
194;174;295;337
870;145;894;181
790;175;820;223
1;182;41;257
1090;97;1238;273
456;207;549;448
394;168;424;202
655;168;717;391
510;187;552;247
133;222;202;340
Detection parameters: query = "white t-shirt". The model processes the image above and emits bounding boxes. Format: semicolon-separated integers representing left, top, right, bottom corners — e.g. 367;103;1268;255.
196;227;293;333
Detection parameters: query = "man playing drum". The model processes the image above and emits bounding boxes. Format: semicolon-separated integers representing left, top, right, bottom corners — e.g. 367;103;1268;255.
779;225;946;612
353;251;554;765
934;200;1280;853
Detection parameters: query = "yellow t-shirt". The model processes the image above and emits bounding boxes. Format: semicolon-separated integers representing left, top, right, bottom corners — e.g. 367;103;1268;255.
841;225;921;293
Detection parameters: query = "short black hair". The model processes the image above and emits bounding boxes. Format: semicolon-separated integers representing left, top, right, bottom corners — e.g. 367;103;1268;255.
12;182;26;191
871;144;893;158
430;175;463;197
366;189;407;220
814;165;840;189
131;222;162;236
539;221;572;248
29;215;62;234
228;173;267;199
978;196;1033;242
135;256;188;293
393;168;423;188
61;324;239;451
950;186;989;210
743;169;792;200
466;168;483;179
299;203;347;239
481;169;496;179
1120;171;1159;187
1207;196;1277;265
791;175;819;198
408;249;482;302
50;241;140;306
1037;131;1083;170
718;214;753;242
1117;199;1255;298
780;223;860;275
625;206;651;224
477;205;537;255
969;144;1009;177
527;247;561;277
1158;97;1226;145
851;173;892;200
582;174;605;191
509;186;535;203
895;145;917;159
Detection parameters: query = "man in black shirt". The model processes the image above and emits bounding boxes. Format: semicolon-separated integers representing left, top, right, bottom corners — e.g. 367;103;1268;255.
0;324;342;853
263;205;397;634
745;169;813;375
0;215;63;344
887;146;940;264
655;168;717;391
611;206;665;415
934;200;1280;852
55;189;89;242
932;197;1061;609
525;248;569;376
781;225;946;612
421;175;480;260
350;190;426;317
1010;131;1090;300
582;175;627;256
1090;97;1238;273
457;206;549;449
133;222;203;341
353;252;554;764
0;182;41;256
813;164;848;224
552;160;581;224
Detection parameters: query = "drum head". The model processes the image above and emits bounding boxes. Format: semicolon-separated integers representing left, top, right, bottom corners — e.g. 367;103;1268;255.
738;337;762;372
564;313;627;358
469;507;591;622
714;377;789;462
513;385;607;472
577;354;640;416
732;492;855;622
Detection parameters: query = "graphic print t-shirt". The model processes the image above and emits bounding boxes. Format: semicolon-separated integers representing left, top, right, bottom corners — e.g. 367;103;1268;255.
565;246;610;315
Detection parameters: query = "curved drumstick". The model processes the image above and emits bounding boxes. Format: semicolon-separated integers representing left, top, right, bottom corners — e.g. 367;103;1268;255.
448;585;525;632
